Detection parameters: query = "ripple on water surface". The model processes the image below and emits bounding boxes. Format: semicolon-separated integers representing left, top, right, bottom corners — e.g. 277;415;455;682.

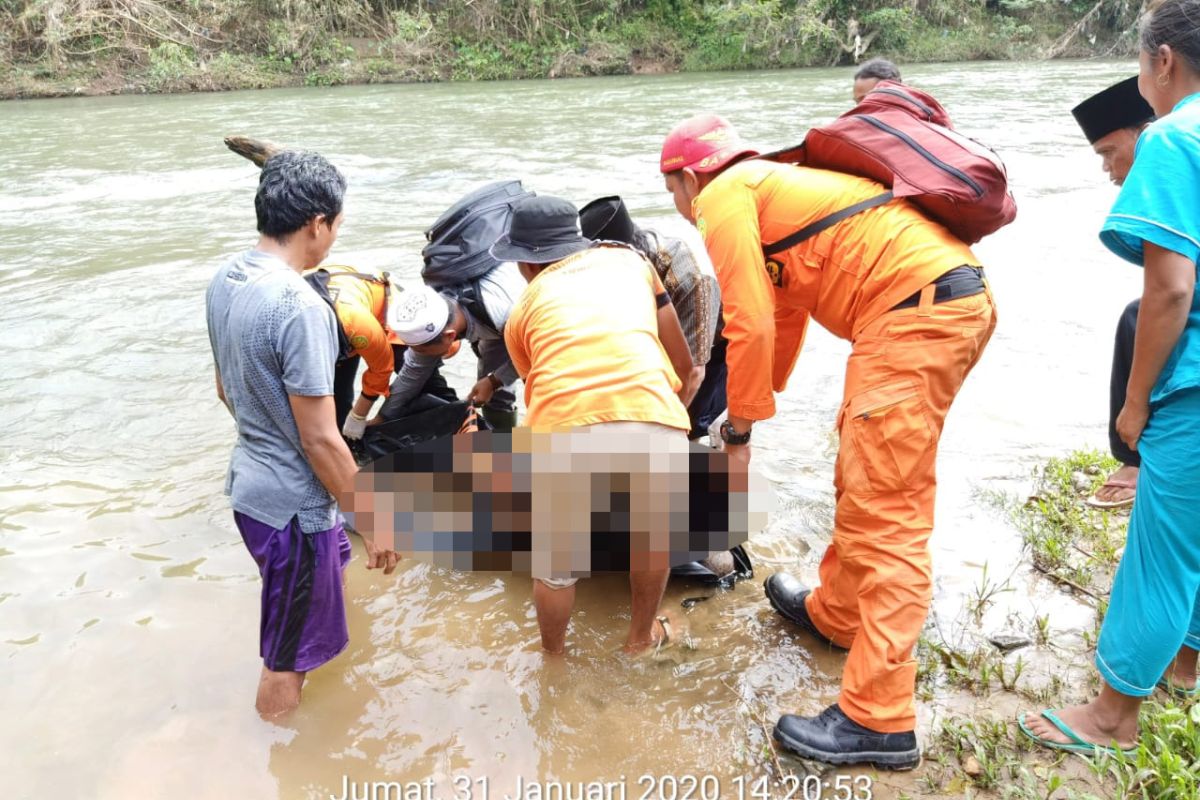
0;60;1142;798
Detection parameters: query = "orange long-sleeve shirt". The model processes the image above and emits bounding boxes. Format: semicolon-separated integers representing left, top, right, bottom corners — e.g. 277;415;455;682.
693;159;979;421
318;266;395;398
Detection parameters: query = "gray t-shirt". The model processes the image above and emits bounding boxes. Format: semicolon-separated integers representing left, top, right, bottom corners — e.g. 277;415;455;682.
206;250;341;533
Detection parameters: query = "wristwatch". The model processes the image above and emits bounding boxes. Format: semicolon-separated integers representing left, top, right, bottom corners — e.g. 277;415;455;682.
486;372;503;389
720;419;752;446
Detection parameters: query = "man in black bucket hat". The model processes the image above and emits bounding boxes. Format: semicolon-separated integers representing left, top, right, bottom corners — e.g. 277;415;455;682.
492;195;698;654
491;195;594;264
1070;77;1155;511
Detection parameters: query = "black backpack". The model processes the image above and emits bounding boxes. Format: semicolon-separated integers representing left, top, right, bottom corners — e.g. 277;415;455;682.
421;180;534;287
421;181;533;334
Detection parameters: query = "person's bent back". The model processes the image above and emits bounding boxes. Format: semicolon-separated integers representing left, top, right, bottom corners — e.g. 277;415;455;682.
506;244;692;431
495;195;693;655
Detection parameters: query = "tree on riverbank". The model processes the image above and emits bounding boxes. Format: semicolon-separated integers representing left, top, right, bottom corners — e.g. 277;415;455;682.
0;0;1150;98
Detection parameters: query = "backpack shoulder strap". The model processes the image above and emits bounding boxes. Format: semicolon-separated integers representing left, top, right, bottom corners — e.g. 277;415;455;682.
302;269;355;358
322;266;388;285
455;278;500;336
762;191;893;256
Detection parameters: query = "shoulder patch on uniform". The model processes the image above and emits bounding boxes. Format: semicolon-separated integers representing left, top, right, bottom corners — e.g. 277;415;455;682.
350;334;369;350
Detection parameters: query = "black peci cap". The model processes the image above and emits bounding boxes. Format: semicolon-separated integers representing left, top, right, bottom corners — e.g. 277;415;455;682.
579;196;640;246
1071;77;1155;144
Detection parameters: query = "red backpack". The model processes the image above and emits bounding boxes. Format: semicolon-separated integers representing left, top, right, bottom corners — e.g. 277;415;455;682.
761;81;1017;253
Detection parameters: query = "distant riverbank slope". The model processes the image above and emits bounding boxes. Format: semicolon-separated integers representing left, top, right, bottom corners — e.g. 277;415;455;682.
1;0;1145;99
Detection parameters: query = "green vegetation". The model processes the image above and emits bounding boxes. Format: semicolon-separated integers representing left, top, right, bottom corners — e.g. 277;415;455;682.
0;0;1146;98
903;449;1200;799
1012;449;1127;597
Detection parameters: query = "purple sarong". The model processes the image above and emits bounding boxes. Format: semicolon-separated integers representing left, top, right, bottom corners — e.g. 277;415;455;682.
234;512;351;672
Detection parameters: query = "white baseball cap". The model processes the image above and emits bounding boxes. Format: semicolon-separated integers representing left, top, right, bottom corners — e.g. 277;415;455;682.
387;284;452;346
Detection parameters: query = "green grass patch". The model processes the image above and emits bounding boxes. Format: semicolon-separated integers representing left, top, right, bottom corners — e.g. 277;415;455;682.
915;448;1199;798
1007;449;1126;597
1110;702;1200;799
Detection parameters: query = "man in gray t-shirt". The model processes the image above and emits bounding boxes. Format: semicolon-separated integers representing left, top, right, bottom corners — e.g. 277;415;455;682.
206;150;398;718
208;249;342;529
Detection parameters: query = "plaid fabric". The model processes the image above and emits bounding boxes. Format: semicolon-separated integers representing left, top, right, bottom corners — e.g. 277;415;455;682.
641;231;720;366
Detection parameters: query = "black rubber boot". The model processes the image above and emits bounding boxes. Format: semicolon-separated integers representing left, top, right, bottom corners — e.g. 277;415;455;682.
774;704;920;770
480;406;518;432
763;572;848;652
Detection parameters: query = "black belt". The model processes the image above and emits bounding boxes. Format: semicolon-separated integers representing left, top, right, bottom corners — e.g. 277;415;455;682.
891;266;986;311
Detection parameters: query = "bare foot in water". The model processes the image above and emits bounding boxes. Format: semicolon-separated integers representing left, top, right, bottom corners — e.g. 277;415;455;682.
1091;464;1138;505
1022;695;1139;752
622;611;684;655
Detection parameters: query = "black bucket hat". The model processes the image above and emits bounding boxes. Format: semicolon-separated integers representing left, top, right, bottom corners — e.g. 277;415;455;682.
489;196;592;264
579;196;640;246
1071;77;1155;144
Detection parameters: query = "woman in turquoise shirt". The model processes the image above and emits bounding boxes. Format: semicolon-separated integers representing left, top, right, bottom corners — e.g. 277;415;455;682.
1021;0;1200;756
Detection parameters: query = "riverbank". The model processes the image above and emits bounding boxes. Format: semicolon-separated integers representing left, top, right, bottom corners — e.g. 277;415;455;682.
1;62;1170;798
879;449;1200;800
1;0;1140;100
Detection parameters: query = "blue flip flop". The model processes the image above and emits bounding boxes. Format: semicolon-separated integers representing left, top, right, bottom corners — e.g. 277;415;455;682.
1017;709;1137;759
1157;677;1200;700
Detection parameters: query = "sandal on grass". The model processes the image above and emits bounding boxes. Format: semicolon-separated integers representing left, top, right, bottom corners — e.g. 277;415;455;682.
1017;709;1137;758
1085;478;1136;510
1157;676;1200;700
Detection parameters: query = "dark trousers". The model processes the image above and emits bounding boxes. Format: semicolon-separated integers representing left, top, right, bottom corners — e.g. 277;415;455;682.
377;369;459;422
335;355;460;429
1110;299;1141;468
688;313;729;440
334;356;363;431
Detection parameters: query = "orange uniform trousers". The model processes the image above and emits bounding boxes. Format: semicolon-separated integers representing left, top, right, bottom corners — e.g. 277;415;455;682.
805;285;996;733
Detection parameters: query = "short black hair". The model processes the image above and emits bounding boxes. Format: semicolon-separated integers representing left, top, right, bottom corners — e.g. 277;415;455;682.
854;58;902;82
254;150;346;241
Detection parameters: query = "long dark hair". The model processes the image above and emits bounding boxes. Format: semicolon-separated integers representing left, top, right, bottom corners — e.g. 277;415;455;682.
1142;0;1200;75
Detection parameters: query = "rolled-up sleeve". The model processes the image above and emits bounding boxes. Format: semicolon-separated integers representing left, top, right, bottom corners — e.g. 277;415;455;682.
477;336;519;387
696;183;778;421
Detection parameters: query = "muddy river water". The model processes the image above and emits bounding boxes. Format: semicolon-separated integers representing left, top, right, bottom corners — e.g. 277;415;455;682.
0;60;1144;798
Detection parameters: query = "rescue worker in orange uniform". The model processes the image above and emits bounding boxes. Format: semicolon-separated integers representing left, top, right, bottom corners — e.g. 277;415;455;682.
659;114;997;769
306;266;454;441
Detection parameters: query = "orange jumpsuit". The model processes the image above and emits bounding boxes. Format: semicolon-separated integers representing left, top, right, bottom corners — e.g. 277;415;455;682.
694;159;997;732
316;266;396;398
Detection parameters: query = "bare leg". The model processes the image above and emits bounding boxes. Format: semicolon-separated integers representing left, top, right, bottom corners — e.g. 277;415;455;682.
1166;644;1199;689
1022;681;1142;750
533;579;575;654
256;667;305;718
623;569;670;653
